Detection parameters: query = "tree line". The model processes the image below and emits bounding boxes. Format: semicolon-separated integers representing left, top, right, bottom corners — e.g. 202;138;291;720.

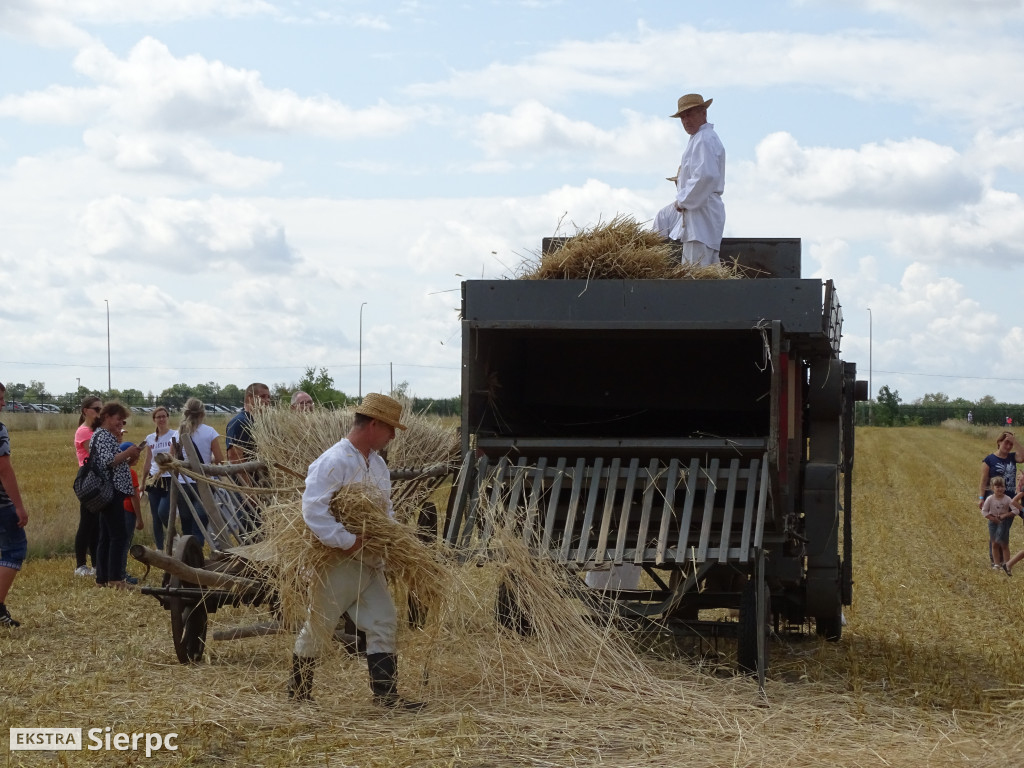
858;387;1017;427
3;367;460;417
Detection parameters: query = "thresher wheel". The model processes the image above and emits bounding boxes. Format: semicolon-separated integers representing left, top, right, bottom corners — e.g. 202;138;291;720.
815;614;843;642
168;535;208;664
736;578;771;675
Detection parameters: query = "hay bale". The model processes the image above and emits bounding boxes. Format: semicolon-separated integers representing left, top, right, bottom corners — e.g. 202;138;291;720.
517;215;748;281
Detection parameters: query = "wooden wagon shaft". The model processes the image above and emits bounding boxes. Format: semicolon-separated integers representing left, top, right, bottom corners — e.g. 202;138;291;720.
212;620;286;640
130;544;263;593
153;453;266;478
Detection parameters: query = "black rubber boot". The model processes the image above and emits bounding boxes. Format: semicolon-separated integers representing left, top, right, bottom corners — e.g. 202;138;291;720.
288;654;315;702
367;652;424;711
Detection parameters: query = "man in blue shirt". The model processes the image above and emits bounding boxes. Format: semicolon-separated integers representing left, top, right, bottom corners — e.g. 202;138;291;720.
226;382;271;464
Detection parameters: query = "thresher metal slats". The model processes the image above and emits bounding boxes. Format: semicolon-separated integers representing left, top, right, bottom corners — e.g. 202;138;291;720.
633;459;660;565
739;458;760;556
717;459;741;564
575;457;604;565
506;457;530;527
613;458;641;565
520;458;548;547
444;453;769;568
696;458;720;562
593;458;622;565
655;459;680;565
458;454;490;549
558;458;586;561
753;458;769;551
444;453;476;548
479;456;511;546
541;457;570;551
674;458;701;562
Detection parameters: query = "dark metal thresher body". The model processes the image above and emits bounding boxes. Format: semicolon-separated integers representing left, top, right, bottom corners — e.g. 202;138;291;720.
445;239;863;679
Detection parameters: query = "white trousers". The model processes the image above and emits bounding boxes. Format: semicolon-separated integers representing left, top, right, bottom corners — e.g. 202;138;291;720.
681;241;720;266
653;203;720;266
293;554;397;658
653;203;681;239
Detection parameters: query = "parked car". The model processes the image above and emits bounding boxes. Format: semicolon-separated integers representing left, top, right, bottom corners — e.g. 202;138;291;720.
33;404;61;413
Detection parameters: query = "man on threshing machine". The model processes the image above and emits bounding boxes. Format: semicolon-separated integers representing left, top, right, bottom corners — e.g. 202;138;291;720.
653;92;726;266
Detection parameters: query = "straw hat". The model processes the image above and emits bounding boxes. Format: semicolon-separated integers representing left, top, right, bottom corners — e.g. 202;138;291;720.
671;93;712;118
355;393;408;431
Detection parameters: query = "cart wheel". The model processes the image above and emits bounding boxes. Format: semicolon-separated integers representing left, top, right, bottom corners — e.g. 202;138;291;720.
736;578;771;674
168;535;208;664
815;614;843;642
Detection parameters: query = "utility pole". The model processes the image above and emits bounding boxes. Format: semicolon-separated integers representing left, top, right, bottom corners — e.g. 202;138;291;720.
105;299;111;393
359;302;367;400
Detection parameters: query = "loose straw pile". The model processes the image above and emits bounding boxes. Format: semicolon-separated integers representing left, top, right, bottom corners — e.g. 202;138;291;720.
516;214;749;281
241;404;458;626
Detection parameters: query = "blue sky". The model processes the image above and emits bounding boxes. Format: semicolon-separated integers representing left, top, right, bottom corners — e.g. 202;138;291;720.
2;0;1024;403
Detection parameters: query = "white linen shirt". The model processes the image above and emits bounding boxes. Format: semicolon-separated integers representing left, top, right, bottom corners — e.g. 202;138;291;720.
671;122;726;248
302;438;394;551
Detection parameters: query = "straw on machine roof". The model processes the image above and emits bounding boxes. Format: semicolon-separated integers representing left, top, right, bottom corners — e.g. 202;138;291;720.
517;215;748;280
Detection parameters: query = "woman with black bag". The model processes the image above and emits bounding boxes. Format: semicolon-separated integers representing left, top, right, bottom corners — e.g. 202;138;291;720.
72;396;102;577
89;403;142;588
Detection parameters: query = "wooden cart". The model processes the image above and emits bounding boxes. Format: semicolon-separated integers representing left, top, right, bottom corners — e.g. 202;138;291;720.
132;447;453;664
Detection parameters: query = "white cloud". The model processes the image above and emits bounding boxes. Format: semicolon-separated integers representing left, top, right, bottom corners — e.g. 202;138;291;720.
0;37;417;140
752;132;982;210
0;0;275;48
887;189;1024;262
798;0;1024;26
83;129;281;187
78;195;296;270
409;24;1024;131
972;128;1024;175
473;102;676;170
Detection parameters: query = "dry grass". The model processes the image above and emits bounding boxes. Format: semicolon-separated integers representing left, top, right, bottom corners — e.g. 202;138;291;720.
4;425;1024;767
515;215;751;280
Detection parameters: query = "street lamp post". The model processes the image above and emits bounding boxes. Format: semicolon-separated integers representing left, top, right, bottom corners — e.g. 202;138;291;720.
359;302;367;400
867;307;872;400
104;299;111;393
867;307;873;426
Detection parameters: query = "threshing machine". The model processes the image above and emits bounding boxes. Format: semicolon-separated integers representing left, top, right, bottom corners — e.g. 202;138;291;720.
443;238;867;684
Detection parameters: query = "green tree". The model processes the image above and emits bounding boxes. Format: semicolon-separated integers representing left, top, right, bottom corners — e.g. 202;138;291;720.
159;383;194;409
297;367;348;409
978;395;997;407
194;381;222;404
220;384;242;407
4;382;27;400
119;388;145;406
24;380;51;402
917;392;949;405
875;385;903;427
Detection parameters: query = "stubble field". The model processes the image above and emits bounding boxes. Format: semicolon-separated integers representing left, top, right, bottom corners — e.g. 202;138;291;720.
3;420;1024;767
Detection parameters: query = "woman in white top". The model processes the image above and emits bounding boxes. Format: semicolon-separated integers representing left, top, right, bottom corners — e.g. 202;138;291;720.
140;406;178;553
176;398;226;548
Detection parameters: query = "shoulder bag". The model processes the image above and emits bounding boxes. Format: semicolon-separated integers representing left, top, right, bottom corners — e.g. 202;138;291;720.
73;439;115;513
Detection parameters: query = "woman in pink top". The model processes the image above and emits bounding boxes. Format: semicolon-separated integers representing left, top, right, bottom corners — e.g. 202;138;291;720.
73;396;102;577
